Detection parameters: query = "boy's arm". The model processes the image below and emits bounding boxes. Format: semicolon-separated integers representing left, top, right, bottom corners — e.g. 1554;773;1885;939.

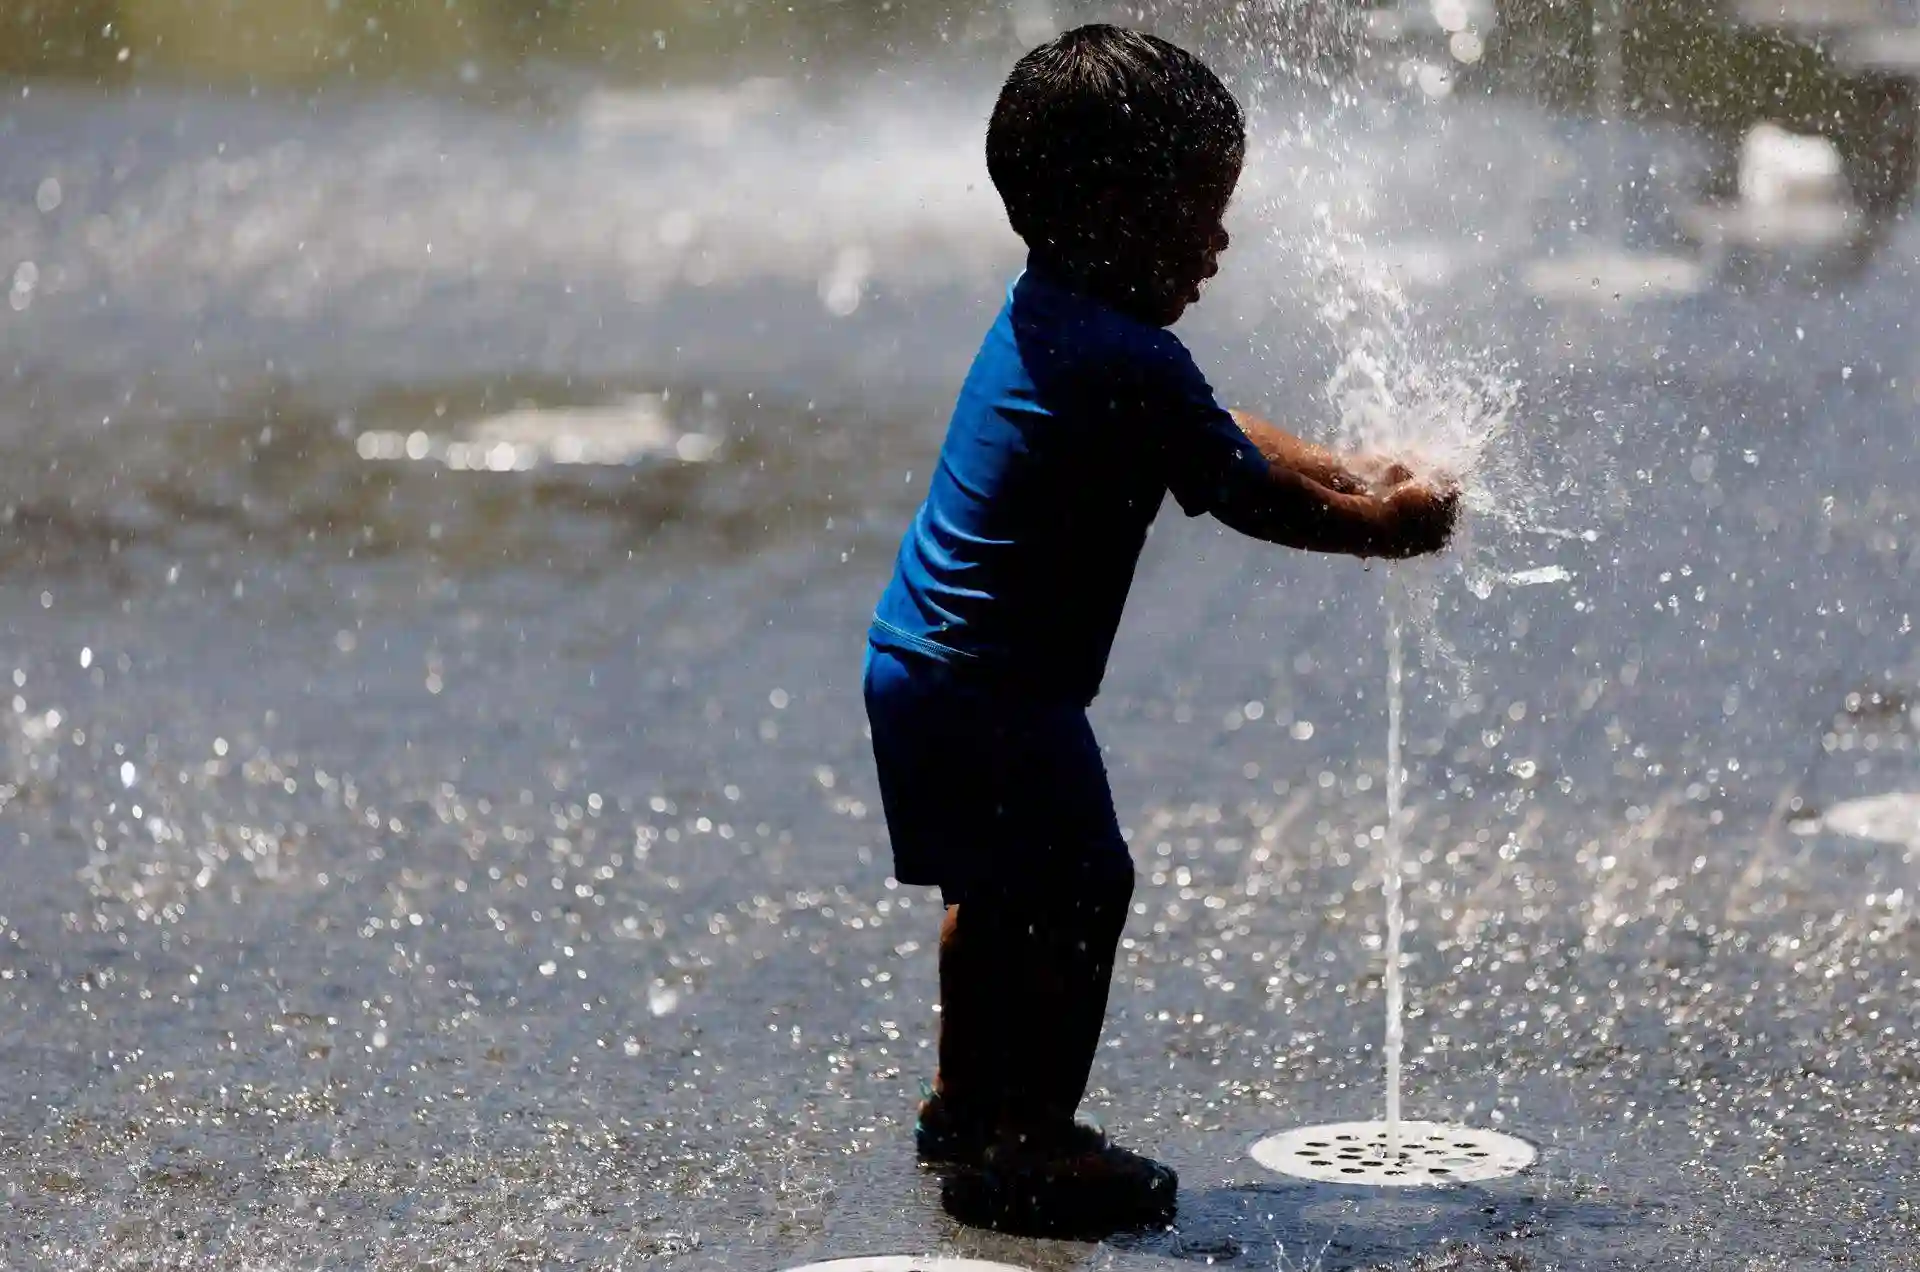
1209;412;1455;558
1228;410;1411;495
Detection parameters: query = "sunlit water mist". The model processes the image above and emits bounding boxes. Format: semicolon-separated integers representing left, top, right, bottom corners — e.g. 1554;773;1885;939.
1324;277;1528;1150
1235;229;1575;1186
1261;179;1586;1146
1310;233;1597;690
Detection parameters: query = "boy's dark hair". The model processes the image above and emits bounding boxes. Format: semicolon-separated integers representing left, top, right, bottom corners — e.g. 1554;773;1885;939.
987;24;1244;256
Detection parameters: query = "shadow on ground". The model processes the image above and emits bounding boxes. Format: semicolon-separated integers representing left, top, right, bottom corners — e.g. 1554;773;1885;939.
1111;1180;1650;1269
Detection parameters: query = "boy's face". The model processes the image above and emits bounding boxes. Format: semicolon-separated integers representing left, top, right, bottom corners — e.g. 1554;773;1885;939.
1135;160;1240;326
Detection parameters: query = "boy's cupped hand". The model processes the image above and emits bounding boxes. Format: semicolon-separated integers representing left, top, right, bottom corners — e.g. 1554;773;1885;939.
1346;453;1418;492
1381;475;1461;557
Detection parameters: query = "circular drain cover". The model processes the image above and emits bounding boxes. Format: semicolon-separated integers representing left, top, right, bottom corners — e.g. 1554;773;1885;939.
780;1259;1032;1272
1250;1120;1535;1187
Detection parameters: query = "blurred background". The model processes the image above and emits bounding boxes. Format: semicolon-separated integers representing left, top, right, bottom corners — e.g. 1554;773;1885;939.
0;0;1915;569
2;2;1918;1268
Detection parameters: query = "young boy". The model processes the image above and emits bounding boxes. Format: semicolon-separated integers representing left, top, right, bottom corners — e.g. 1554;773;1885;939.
863;25;1456;1225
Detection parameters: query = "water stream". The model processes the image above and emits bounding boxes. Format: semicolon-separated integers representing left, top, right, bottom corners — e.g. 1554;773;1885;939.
1382;569;1409;1155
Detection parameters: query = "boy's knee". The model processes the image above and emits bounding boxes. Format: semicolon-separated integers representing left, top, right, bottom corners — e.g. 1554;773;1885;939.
959;855;1131;935
1041;853;1134;956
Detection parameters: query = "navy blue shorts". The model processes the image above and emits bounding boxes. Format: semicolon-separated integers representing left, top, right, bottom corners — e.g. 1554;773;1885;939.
862;643;1133;905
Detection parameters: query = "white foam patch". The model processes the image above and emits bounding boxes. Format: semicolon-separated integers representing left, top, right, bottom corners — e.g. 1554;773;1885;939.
1250;1121;1535;1187
1817;792;1920;849
1522;247;1708;305
355;395;719;472
1676;200;1859;254
780;1260;1036;1272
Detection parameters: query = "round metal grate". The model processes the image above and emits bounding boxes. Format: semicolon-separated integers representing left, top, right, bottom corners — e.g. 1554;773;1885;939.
779;1259;1033;1272
1249;1120;1535;1187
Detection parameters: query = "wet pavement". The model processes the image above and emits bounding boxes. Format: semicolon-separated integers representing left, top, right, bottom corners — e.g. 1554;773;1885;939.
3;3;1920;1269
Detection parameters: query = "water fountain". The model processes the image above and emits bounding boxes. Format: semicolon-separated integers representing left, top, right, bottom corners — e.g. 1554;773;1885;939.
1246;573;1537;1188
1246;251;1547;1190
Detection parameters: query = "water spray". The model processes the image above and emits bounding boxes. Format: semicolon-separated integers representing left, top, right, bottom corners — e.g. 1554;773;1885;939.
1250;265;1540;1188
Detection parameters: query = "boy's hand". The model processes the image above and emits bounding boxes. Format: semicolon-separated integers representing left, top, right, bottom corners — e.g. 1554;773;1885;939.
1380;478;1460;558
1347;454;1417;493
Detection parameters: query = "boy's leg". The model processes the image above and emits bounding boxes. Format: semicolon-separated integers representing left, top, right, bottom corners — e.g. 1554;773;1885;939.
866;647;1000;1149
1038;865;1134;1124
930;901;995;1127
946;861;1175;1229
975;863;1134;1136
927;862;1129;1151
953;700;1146;1147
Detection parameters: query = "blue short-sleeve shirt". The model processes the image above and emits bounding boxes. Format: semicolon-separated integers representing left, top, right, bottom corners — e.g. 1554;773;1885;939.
869;263;1268;704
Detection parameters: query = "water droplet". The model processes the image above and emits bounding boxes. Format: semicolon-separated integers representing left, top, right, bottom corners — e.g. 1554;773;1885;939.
1505;565;1571;587
819;246;871;316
